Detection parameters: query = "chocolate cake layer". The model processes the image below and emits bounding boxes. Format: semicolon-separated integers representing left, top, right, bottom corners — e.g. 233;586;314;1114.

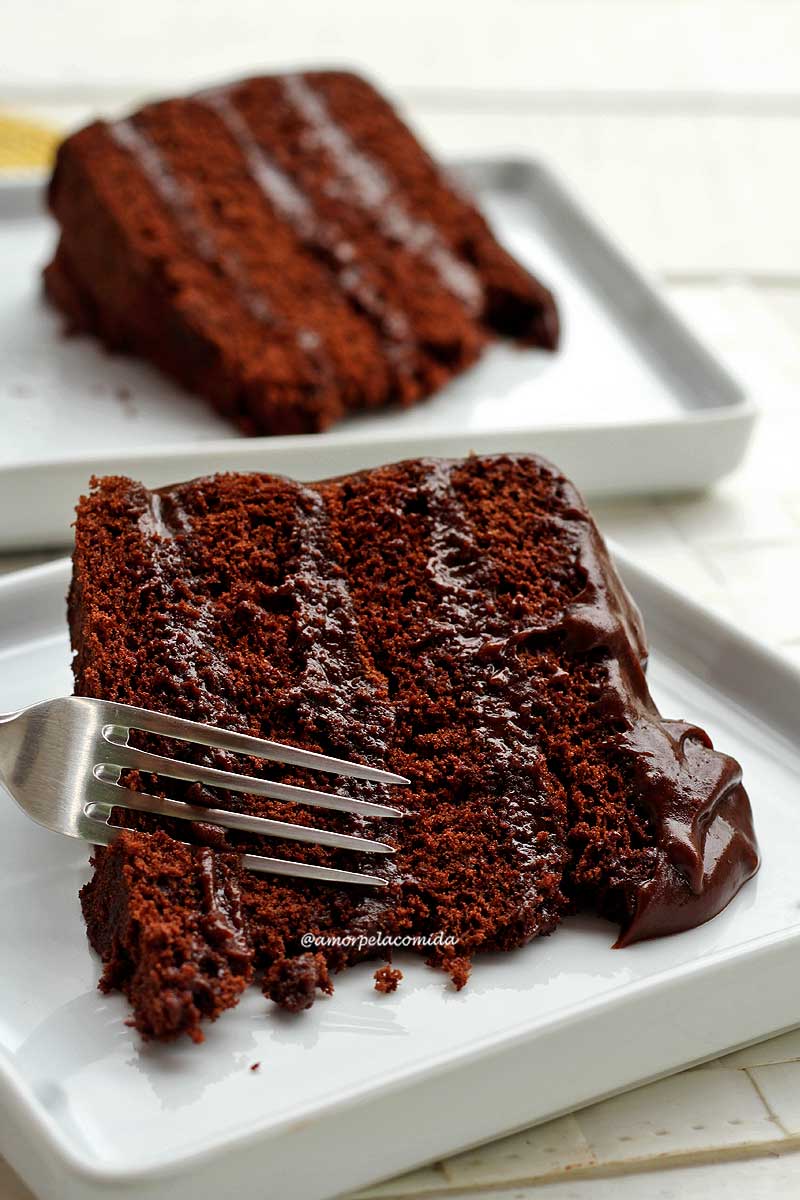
45;71;559;436
83;830;253;1042
71;456;759;1042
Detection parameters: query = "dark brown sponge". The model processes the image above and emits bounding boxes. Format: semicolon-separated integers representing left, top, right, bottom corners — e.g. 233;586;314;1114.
70;455;758;1041
80;830;253;1043
45;71;558;436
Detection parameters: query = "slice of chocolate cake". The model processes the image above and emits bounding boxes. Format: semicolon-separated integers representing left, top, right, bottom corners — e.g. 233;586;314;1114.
45;71;558;436
83;830;254;1042
71;456;758;1042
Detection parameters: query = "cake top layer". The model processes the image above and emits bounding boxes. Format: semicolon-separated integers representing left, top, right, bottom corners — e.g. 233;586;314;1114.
71;455;758;1039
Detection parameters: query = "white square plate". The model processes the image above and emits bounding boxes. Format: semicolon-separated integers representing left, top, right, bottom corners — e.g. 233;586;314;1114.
0;550;797;1200
0;159;755;549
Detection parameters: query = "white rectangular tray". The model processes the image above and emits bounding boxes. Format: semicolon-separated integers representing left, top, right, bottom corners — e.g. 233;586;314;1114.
0;158;755;550
0;549;798;1200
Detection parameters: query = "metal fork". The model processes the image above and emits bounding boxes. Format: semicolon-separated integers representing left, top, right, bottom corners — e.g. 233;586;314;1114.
0;697;408;887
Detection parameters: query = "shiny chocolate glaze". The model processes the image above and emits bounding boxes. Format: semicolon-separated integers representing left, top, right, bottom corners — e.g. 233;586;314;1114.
138;456;759;948
196;848;254;972
517;472;759;943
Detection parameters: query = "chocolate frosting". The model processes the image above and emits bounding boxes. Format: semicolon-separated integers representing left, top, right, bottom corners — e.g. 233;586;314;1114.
513;474;759;943
146;458;758;948
195;847;254;971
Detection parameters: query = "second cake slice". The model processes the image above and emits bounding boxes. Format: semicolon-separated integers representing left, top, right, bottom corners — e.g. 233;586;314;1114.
45;71;558;436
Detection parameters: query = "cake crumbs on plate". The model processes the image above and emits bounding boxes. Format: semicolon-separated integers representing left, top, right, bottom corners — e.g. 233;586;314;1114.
374;965;403;994
263;952;332;1013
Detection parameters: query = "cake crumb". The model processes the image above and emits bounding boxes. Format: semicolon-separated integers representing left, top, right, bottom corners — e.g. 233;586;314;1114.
374;965;403;994
447;956;471;991
263;953;333;1013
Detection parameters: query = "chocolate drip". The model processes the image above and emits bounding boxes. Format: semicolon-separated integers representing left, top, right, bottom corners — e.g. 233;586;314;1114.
614;718;755;943
196;847;254;971
197;90;316;236
197;88;419;376
276;483;400;909
499;474;758;943
281;75;483;314
109;118;333;379
283;482;395;763
418;461;564;880
135;484;235;727
137;491;191;541
110;119;270;323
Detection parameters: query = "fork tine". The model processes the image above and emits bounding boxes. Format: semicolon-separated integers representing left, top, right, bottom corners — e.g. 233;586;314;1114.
99;701;409;785
90;784;396;855
83;808;389;887
239;852;388;886
95;747;404;820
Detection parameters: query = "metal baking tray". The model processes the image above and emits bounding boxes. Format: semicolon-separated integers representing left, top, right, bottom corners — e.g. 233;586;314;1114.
0;158;755;551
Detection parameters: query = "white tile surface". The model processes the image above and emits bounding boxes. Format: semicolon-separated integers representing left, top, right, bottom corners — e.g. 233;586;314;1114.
431;1151;800;1200
782;493;800;528
574;1070;778;1166
720;1031;800;1070
659;490;798;549
441;1117;594;1186
352;1164;448;1198
748;1064;800;1136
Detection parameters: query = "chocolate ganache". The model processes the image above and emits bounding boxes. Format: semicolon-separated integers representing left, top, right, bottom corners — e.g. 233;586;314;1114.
73;455;759;1042
506;480;759;944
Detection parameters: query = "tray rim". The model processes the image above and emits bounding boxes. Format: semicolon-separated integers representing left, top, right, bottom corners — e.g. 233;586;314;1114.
0;545;798;1192
0;397;760;475
457;155;753;415
0;408;761;551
